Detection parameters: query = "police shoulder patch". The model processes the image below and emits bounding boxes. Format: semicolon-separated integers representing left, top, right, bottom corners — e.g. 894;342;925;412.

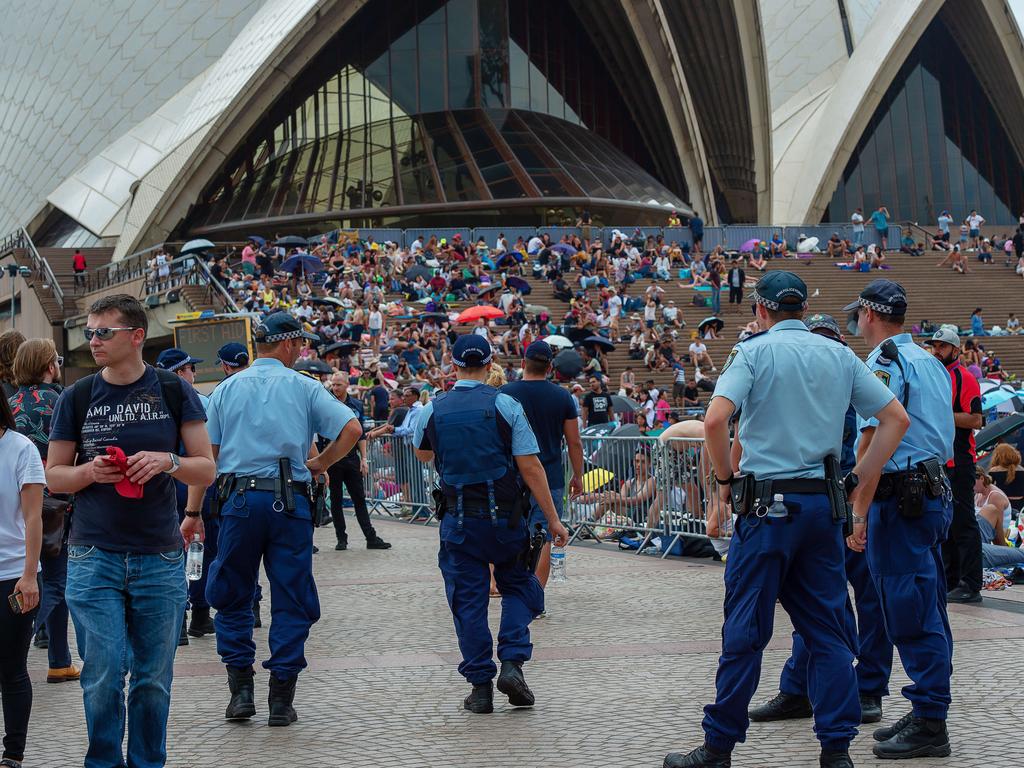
721;348;739;374
874;369;891;386
738;330;767;344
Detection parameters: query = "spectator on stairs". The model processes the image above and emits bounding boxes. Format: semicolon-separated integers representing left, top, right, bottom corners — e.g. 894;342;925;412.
970;308;989;337
870;204;890;249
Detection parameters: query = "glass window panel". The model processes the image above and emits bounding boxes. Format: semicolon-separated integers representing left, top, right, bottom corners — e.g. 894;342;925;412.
436;162;482;201
417;4;446;112
390;27;418;114
509;43;529;109
477;162;525;198
478;0;507;108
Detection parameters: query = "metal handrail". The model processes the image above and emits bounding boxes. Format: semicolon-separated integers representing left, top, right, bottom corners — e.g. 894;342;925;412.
191;255;241;313
0;226;66;313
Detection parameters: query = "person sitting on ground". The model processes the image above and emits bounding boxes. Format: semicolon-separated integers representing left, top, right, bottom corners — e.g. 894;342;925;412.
769;231;788;258
688;339;715;371
683;378;701;409
662;300;683;329
977;239;994;264
1006;313;1021;335
987;443;1024;507
974;469;1024;569
870;245;886;269
951;245;969;274
577;449;656;528
826;233;845;258
644;340;666;371
899;230;923;257
629;329;646;360
970;307;988;337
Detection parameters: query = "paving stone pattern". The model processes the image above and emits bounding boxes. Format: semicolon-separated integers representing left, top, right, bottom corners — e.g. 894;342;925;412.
27;519;1023;767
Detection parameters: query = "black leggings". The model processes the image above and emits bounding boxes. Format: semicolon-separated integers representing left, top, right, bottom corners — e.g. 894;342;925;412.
0;576;36;762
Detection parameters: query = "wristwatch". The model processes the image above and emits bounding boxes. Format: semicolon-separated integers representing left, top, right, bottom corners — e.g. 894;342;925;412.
843;471;860;495
715;472;735;486
184;509;202;518
852;515;867;525
165;453;181;474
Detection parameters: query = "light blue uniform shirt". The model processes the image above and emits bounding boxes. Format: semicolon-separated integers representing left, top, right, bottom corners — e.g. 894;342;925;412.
856;332;953;471
713;319;895;479
206;358;355;482
393;401;423;443
414;379;540;456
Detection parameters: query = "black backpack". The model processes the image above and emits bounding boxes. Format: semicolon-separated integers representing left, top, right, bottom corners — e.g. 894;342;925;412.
69;367;184;455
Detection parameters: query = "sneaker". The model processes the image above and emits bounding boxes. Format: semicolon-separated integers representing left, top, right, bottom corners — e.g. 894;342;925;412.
46;665;81;683
946;584;982;604
748;691;812;722
872;717;950;759
335;541;348;551
33;626;48;649
367;536;392;550
819;750;853;768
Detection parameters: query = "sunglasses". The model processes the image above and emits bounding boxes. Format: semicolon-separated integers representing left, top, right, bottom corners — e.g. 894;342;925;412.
84;327;138;341
53;355;64;367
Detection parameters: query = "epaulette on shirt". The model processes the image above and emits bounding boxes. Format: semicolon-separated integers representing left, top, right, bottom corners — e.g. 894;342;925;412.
737;330;767;343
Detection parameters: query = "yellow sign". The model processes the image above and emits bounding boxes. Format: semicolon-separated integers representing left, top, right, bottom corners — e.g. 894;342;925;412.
174;311;203;322
173;317;253;384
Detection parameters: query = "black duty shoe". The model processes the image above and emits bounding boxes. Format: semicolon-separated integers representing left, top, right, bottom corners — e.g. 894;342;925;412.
312;545;319;554
33;626;48;649
178;614;189;646
253;602;262;629
463;682;493;714
335;540;348;551
367;536;392;550
496;660;535;707
860;694;883;724
872;717;950;759
224;666;256;720
873;711;914;742
748;692;812;722
188;606;215;637
819;750;853;768
946;584;982;604
663;744;731;767
267;674;299;726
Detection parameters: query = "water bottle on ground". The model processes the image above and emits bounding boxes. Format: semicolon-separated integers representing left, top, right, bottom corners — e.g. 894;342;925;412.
766;493;787;519
549;545;568;583
186;534;204;581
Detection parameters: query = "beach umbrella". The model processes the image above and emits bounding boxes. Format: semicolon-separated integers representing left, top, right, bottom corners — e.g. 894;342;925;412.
582;335;615;351
456;305;504;323
280;253;325;277
544;334;573;350
419;312;450;322
551;349;583;378
245;235;266;246
506;276;532;295
321;341;359;357
698;316;724;334
981;388;1020;412
309;296;344;307
581;422;617;438
797;236;819;253
294;359;333;375
275;235;309;247
566;327;592;344
476;284;501;298
610;395;640;413
582;467;615;493
975;413;1024;452
180;238;216;256
740;238;760;252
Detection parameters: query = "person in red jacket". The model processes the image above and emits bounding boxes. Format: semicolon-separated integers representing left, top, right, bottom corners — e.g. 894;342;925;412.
72;249;87;290
924;328;984;603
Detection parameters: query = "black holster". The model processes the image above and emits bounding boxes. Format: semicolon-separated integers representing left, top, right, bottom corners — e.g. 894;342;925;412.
278;458;297;514
824;455;852;536
431;485;448;520
211;473;236;518
729;475;774;516
508;483;531;530
521;523;546;572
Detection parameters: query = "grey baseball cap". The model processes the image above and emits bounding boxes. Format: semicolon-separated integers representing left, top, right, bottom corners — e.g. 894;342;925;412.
923;327;960;348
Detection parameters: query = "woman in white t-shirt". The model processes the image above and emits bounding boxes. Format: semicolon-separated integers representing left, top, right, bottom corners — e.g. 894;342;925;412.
0;395;44;767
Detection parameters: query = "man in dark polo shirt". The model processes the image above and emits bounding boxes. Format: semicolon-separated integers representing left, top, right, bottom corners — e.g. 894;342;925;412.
925;328;983;603
501;341;583;588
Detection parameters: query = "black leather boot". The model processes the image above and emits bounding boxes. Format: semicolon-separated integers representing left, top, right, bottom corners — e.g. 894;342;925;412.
748;691;812;722
188;606;215;637
224;666;256;721
819;749;854;767
873;711;914;742
872;717;950;759
496;660;534;707
463;682;493;714
267;674;298;726
859;694;882;724
663;744;731;767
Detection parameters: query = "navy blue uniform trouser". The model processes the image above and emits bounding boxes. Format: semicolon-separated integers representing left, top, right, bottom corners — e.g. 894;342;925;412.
206;490;320;679
780;548;893;698
866;495;953;719
438;515;544;685
702;494;860;753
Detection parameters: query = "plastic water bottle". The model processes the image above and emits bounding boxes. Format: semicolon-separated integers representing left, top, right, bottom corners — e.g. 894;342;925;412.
549;545;568;583
186;534;204;581
766;493;787;519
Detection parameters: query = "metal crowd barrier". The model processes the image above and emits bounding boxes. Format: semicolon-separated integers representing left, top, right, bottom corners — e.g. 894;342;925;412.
359;430;733;557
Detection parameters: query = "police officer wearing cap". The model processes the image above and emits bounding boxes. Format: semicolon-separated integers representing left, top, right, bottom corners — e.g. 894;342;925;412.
749;313;894;729
923;328;984;604
664;272;909;768
204;312;361;726
156;348;216;641
413;334;569;714
843;280;955;759
216;341;250;376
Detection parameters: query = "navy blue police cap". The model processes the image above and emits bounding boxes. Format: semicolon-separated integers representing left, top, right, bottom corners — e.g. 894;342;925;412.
156;347;203;371
524;340;554;363
216;341;250;368
253;311;319;343
804;313;842;338
752;271;807;311
842;279;908;315
452;333;492;368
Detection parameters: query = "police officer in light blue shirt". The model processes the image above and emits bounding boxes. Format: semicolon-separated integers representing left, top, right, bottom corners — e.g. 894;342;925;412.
413;334;568;715
843;280;956;760
664;272;909;768
204;312;361;727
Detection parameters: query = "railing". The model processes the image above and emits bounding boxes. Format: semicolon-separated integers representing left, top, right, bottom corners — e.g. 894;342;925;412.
0;226;66;314
358;432;731;558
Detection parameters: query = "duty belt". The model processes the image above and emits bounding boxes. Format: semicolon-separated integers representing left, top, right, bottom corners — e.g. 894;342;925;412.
227;476;313;500
765;478;830;495
875;471;925;500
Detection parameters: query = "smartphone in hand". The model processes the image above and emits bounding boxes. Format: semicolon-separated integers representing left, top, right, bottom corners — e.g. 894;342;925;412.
8;591;23;614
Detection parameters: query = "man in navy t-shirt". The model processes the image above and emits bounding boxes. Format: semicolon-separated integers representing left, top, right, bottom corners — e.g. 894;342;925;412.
46;294;215;768
501;341;583;588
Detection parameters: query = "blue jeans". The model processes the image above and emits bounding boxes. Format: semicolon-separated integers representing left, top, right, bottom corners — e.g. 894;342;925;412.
528;487;565;542
710;287;721;314
66;545;187;768
36;543;73;669
853;230;864;246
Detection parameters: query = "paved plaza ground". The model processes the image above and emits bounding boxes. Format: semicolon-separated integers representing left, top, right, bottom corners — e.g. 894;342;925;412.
27;517;1024;767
